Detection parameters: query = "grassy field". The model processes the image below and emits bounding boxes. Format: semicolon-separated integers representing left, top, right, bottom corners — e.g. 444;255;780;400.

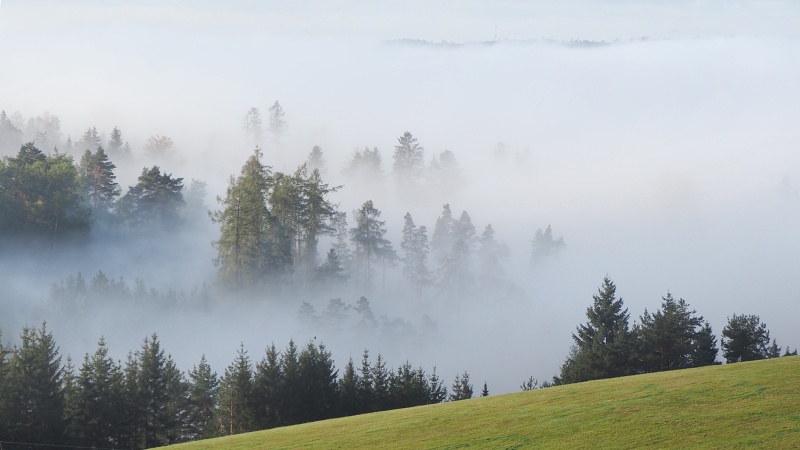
164;356;799;449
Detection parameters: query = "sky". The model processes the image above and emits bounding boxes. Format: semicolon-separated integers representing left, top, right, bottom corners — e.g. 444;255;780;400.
1;1;799;393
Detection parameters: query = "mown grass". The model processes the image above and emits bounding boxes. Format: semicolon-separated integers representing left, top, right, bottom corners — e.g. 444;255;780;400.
164;356;799;449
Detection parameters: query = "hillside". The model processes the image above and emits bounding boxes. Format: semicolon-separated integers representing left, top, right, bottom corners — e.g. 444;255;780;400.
165;356;799;449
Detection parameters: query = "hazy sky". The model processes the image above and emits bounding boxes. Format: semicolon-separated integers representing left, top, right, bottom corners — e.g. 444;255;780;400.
1;1;799;393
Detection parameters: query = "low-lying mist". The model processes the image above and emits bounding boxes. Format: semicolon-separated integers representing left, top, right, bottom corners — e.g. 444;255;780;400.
1;1;799;394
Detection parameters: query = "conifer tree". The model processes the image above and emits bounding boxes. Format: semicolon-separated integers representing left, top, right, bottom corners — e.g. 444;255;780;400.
557;277;634;384
338;357;361;416
107;126;124;156
211;148;273;289
138;334;171;448
278;340;302;425
449;371;473;401
4;323;65;444
79;147;120;224
118;166;184;231
634;293;717;372
297;341;339;423
253;344;282;429
721;314;774;363
400;212;431;299
392;131;424;183
242;107;263;145
218;343;254;435
350;200;393;289
268;101;287;143
371;353;391;411
306;145;326;174
477;224;509;288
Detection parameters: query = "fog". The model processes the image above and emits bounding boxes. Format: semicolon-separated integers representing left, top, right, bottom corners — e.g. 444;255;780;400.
1;1;799;394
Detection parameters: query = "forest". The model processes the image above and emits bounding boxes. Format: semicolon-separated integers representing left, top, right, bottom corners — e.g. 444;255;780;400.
0;106;796;448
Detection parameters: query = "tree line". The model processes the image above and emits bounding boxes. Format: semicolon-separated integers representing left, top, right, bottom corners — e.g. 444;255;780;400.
0;324;474;449
554;277;796;385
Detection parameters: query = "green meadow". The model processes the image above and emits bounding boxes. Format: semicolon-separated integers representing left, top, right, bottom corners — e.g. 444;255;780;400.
165;356;799;449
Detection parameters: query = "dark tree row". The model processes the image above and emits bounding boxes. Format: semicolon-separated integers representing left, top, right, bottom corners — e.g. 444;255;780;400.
555;277;796;384
0;324;465;449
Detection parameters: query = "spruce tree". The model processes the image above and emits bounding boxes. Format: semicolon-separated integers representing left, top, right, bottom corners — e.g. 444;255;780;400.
392;131;425;183
5;323;65;444
268;101;287;143
558;277;633;384
253;344;282;429
186;355;219;439
218;343;254;435
211;148;273;289
400;212;431;299
338;357;361;416
79;147;120;225
721;314;774;363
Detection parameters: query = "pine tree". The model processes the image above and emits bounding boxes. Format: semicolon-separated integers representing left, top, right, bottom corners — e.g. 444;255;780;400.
392;131;424;183
0;143;89;243
558;277;633;384
427;366;447;404
79;147;120;225
76;127;101;152
118;166;184;232
253;344;282;429
481;381;489;397
400;212;431;299
343;146;383;184
297;341;339;423
107;126;124;156
449;371;473;401
530;225;566;266
371;353;391;411
721;314;774;363
477;224;509;288
218;343;254;435
144;134;175;158
0;110;24;154
357;349;374;414
338;357;360;416
634;293;716;372
242;107;263;145
69;337;123;447
278;340;302;425
350;200;393;290
268;101;287;143
4;323;65;444
307;145;326;174
211;148;273;289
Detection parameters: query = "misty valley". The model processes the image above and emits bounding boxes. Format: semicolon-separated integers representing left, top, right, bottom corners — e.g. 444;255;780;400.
0;107;795;448
1;3;799;445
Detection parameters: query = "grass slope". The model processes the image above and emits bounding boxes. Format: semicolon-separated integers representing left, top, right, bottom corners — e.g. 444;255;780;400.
165;356;799;449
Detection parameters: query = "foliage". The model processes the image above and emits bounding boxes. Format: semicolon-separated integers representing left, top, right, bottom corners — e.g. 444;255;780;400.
557;276;634;384
0;143;89;245
721;314;777;363
392;131;425;183
634;293;718;372
118;165;185;231
530;224;566;265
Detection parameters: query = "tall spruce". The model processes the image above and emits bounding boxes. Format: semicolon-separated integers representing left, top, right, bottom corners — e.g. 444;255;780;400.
400;212;431;299
186;355;219;439
4;323;65;444
557;277;634;384
211;148;275;289
218;343;254;435
392;131;425;183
